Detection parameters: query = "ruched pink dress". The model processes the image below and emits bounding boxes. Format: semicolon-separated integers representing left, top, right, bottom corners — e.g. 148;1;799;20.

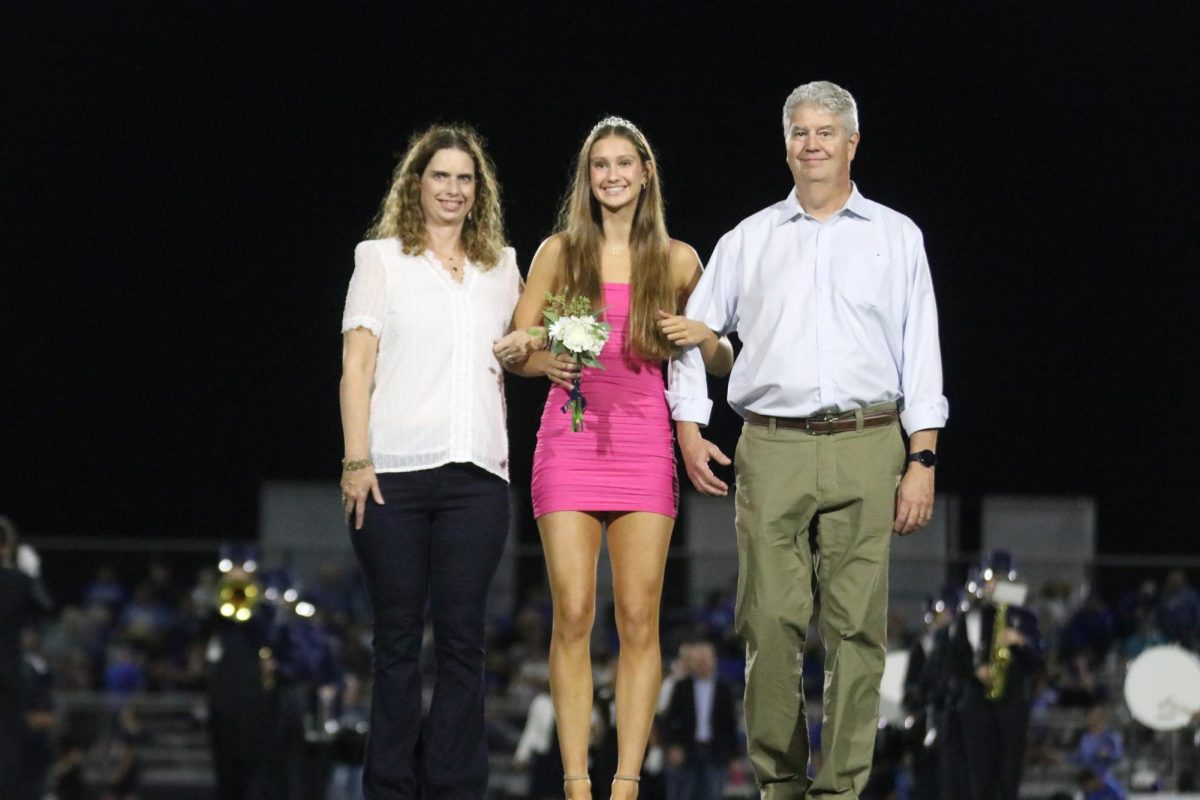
531;282;678;519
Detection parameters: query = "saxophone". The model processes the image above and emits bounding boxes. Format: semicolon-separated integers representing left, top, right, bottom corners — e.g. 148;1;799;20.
985;602;1012;701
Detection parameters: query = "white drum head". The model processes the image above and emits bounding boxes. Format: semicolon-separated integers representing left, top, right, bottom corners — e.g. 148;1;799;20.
1124;645;1200;730
878;650;910;725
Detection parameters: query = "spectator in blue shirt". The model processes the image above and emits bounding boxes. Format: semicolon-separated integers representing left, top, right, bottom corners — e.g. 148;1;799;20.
1070;704;1124;780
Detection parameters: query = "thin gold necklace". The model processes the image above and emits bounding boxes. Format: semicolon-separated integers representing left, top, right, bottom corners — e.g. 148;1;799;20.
431;248;463;270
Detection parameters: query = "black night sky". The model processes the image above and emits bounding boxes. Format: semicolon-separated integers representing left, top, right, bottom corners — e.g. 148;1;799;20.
3;4;1196;566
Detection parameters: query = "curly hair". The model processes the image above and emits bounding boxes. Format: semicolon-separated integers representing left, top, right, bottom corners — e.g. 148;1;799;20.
366;124;508;269
557;120;675;360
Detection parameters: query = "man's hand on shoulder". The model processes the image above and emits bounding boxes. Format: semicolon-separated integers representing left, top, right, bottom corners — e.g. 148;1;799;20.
677;421;730;496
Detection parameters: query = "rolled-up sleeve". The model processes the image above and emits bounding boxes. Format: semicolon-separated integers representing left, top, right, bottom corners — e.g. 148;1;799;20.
899;230;949;434
341;241;388;336
667;346;713;423
666;233;741;424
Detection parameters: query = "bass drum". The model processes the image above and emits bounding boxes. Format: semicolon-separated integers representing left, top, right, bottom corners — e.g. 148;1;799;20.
1124;645;1200;731
878;649;910;725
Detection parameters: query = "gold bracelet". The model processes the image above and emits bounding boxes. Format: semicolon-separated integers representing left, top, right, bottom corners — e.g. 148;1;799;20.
342;457;373;471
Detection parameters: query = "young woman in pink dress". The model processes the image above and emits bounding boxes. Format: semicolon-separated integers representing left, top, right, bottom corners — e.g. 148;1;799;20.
507;117;731;800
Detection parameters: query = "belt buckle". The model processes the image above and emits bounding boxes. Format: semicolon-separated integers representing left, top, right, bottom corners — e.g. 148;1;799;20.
806;413;838;434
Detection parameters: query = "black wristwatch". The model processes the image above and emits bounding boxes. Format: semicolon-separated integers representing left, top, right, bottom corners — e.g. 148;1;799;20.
906;450;937;468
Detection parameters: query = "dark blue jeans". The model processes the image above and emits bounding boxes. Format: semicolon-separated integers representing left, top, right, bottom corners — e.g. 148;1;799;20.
350;463;510;800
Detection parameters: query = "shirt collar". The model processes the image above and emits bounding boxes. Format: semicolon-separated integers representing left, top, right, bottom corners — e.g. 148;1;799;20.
777;182;872;225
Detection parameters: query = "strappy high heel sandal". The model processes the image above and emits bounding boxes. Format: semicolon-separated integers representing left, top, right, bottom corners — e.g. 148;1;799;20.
612;773;640;799
563;774;591;799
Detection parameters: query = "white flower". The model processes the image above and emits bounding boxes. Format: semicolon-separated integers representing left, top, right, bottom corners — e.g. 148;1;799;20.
559;317;598;354
547;319;566;341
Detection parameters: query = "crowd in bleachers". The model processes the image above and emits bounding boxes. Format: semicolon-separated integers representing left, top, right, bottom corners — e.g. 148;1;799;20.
8;541;1200;799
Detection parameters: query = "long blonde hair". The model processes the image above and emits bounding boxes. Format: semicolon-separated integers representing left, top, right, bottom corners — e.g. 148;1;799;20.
367;124;507;269
557;120;675;360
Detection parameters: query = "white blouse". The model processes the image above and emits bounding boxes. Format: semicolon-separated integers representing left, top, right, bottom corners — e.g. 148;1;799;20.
341;238;521;481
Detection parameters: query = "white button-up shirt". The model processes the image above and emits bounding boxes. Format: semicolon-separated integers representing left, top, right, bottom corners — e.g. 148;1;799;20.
692;676;715;743
341;238;520;480
667;185;948;434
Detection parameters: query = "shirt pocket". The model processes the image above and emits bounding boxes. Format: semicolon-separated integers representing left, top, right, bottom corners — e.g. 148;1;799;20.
832;253;890;309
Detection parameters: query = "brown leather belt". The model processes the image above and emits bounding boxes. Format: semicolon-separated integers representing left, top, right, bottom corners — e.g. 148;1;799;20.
746;408;899;435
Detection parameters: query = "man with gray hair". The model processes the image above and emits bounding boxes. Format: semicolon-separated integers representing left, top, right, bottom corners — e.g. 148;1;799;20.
665;80;948;798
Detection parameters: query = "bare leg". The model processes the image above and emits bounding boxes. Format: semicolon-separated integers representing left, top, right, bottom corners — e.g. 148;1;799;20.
607;511;674;799
539;511;605;799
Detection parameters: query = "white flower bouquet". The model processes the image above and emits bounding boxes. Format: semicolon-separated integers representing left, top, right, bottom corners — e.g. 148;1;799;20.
536;292;611;432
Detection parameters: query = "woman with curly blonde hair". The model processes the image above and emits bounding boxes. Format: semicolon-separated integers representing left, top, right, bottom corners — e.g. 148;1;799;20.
507;117;732;800
365;126;508;265
339;123;537;798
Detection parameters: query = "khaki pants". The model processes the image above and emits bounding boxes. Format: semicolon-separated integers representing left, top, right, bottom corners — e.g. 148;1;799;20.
733;409;905;799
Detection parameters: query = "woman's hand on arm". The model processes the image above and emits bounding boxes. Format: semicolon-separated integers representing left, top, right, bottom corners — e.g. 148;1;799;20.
656;310;734;377
339;327;384;530
656;309;716;349
493;328;546;369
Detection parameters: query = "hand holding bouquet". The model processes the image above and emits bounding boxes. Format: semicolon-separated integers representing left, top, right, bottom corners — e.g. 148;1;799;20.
535;292;611;431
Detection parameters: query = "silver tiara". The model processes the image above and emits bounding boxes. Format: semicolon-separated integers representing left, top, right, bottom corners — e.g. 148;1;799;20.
591;115;642;138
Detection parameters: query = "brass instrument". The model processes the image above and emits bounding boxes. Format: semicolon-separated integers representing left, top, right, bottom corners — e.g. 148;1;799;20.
216;572;262;623
985;602;1012;701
